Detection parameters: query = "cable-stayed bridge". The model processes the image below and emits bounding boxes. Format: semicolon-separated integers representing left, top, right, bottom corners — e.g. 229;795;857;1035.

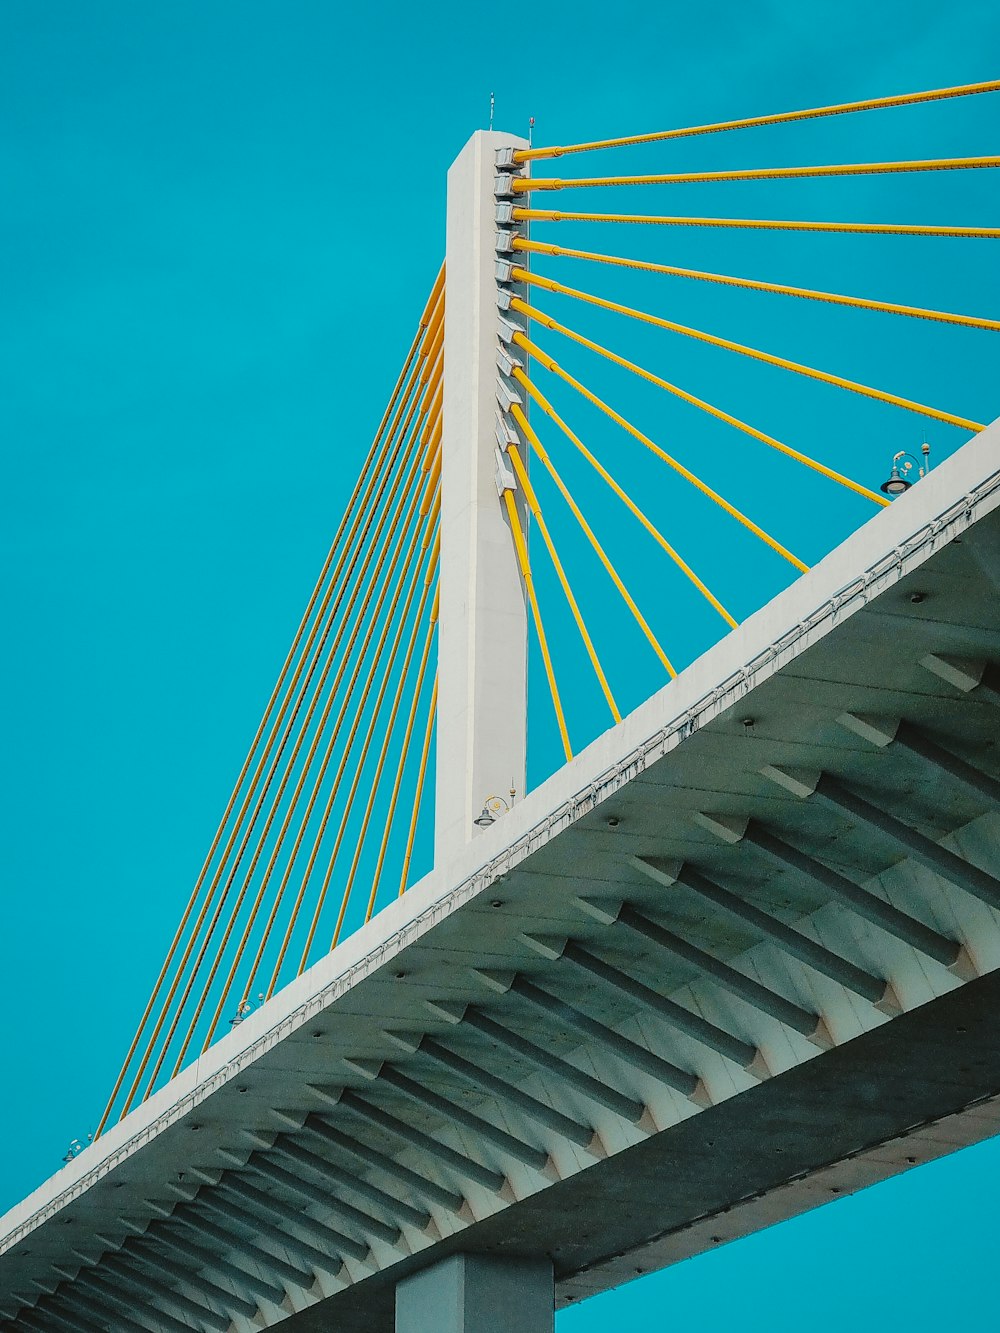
2;77;1000;1333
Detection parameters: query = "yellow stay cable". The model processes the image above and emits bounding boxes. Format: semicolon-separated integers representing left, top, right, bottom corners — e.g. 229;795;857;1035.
509;298;887;507
517;365;736;623
422;409;443;468
511;208;1000;240
513;79;1000;162
423;332;445;386
503;487;573;762
512;268;984;434
171;466;430;1071
510;402;675;676
422;450;442;509
509;373;736;627
157;370;438;1084
421;378;440;434
398;674;438;898
513;238;1000;334
209;439;441;1035
363;588;440;924
180;400;439;1064
506;442;620;722
423;261;446;319
513;156;1000;193
513;362;807;574
94;305;430;1137
390;343;444;473
266;480;441;995
422;394;442;445
324;523;442;956
257;417;445;998
422;296;445;357
298;503;441;968
334;570;440;941
115;293;439;1118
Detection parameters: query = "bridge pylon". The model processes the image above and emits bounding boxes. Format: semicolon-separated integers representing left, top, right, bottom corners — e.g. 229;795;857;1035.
436;129;530;870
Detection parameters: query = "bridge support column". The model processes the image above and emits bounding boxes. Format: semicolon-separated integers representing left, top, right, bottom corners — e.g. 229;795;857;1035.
395;1254;553;1333
436;129;530;870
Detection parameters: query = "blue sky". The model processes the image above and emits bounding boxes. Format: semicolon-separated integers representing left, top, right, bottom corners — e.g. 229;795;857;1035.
1;1;999;1326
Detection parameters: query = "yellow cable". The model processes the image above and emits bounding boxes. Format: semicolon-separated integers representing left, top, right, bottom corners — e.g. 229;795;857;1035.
503;487;573;762
398;675;438;897
422;396;444;462
422;324;445;383
116;293;439;1117
227;438;440;1019
509;379;736;626
421;302;445;361
298;508;441;968
511;208;1000;240
393;353;439;468
94;318;427;1137
421;400;442;456
363;590;440;923
267;468;440;993
325;525;441;953
422;261;446;321
506;443;621;722
513;79;1000;161
513;238;1000;333
513;362;807;574
418;271;445;357
422;410;443;469
207;363;447;1027
184;423;433;1064
509;401;675;677
510;297;887;507
161;353;441;1080
347;574;438;932
512;268;984;434
514;155;1000;193
421;451;442;513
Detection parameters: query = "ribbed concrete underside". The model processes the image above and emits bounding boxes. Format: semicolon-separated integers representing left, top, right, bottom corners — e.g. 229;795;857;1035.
295;972;1000;1331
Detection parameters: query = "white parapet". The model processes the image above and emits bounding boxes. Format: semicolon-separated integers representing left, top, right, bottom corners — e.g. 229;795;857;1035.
436;130;530;869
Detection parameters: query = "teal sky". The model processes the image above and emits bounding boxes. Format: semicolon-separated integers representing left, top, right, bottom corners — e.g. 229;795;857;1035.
2;2;999;1328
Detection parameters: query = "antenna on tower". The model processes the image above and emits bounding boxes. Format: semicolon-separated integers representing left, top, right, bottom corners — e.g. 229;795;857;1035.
489;92;495;132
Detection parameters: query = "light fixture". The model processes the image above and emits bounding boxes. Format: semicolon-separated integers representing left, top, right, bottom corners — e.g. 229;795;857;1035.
228;991;264;1027
881;447;930;497
474;794;510;829
881;460;911;496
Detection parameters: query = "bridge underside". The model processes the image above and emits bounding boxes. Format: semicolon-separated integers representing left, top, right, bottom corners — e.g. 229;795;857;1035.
312;974;1000;1331
2;426;1000;1332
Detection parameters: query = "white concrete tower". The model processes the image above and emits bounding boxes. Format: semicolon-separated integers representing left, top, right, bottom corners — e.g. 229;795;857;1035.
435;130;530;869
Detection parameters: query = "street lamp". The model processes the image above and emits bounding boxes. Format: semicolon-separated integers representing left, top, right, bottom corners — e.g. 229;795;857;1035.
473;792;514;829
881;445;931;497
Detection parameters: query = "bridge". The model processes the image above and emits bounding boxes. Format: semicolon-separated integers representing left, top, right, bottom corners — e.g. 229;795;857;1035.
2;78;999;1333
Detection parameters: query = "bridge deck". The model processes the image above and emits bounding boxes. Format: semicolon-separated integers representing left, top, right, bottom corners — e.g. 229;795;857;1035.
3;421;1000;1332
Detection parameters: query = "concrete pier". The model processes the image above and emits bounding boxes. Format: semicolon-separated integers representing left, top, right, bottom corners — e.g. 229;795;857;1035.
395;1254;553;1333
